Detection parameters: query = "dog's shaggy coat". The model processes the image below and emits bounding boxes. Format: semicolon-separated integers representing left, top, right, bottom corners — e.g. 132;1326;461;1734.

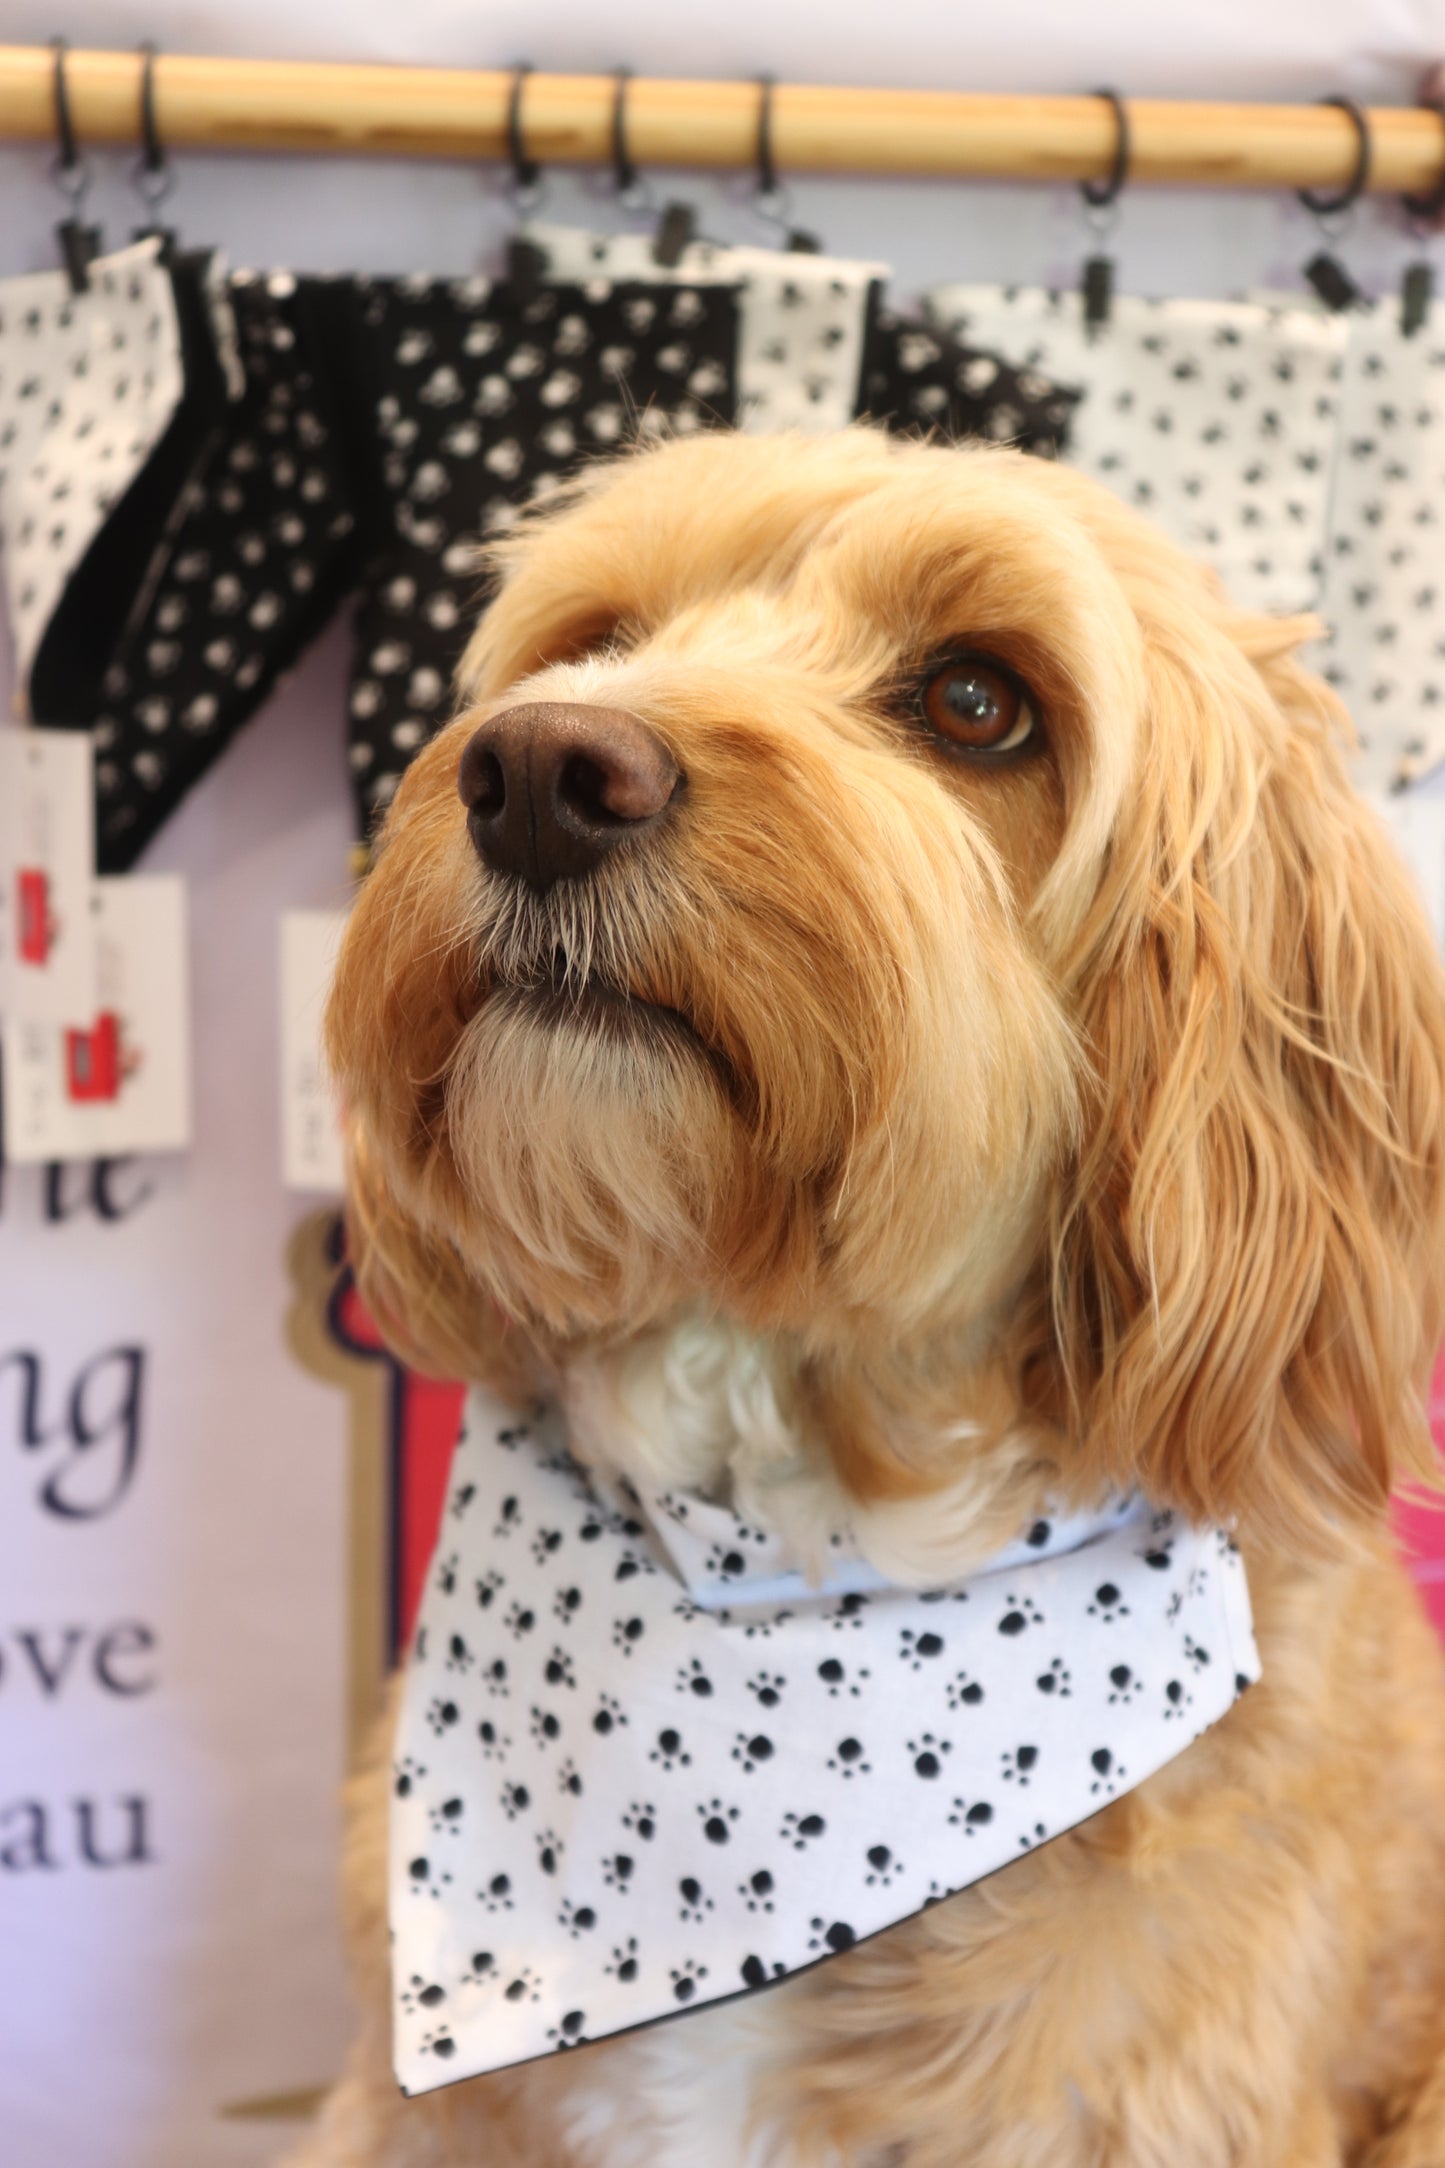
295;431;1445;2166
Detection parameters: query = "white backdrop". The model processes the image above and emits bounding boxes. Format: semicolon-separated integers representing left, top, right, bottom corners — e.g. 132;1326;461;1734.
1;6;1442;2166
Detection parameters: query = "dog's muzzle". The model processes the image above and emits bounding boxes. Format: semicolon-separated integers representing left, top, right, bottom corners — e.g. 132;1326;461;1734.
458;701;683;894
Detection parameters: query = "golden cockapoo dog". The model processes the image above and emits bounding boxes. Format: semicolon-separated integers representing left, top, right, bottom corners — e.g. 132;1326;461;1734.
297;430;1445;2168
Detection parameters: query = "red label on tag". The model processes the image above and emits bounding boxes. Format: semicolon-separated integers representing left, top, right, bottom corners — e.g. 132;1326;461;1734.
16;868;53;966
65;1011;122;1102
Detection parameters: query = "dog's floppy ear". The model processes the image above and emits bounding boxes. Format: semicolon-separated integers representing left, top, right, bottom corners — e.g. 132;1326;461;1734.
1048;610;1445;1551
340;1116;544;1402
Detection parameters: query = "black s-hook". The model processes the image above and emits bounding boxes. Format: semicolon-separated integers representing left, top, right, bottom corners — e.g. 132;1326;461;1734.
51;37;100;292
505;65;546;299
754;75;820;254
1401;74;1445;335
1298;96;1369;311
134;43;178;249
1080;88;1129;331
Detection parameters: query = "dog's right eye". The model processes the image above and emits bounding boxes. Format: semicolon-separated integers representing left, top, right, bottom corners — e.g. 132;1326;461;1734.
918;654;1039;760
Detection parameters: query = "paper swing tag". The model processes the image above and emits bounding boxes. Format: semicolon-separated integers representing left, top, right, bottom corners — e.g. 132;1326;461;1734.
1;876;192;1164
279;908;349;1193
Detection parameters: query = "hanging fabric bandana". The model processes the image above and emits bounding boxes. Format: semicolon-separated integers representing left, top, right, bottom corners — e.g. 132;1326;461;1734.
856;297;1078;455
0;237;183;697
30;247;234;736
926;283;1348;615
390;1390;1260;2096
323;273;739;835
87;269;360;871
525;222;884;434
526;223;1077;454
1313;296;1445;792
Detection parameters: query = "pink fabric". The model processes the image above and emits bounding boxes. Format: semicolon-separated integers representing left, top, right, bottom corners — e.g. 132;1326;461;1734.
1393;1347;1445;1644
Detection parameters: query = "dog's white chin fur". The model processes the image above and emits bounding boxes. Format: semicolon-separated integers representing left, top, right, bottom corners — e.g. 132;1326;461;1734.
559;1309;1046;1592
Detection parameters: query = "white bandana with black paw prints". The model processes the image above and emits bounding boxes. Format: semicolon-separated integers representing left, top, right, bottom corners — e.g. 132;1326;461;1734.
926;283;1347;617
0;238;182;688
390;1389;1260;2094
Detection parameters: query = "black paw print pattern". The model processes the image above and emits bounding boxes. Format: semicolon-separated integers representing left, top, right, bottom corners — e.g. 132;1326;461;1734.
817;1656;867;1699
731;1731;776;1774
826;1735;871;1778
695;1798;740;1845
907;1732;952;1779
389;1396;1259;2094
333;274;740;837
677;1876;713;1924
1089;1747;1129;1798
996;1594;1045;1637
85;269;360;871
649;1726;691;1772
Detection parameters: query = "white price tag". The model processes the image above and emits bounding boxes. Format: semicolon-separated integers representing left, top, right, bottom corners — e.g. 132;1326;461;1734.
0;727;97;1025
279;909;349;1193
1;875;192;1162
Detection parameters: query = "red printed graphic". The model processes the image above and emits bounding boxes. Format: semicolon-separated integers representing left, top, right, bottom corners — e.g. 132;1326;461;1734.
16;867;54;965
64;1012;122;1102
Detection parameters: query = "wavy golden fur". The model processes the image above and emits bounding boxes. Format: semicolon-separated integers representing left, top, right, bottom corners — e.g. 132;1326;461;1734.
297;430;1445;2167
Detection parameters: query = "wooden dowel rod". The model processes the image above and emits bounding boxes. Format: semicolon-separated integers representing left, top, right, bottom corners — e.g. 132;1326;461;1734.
0;45;1440;198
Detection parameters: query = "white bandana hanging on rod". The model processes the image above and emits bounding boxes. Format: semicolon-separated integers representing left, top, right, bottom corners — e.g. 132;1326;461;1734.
925;284;1348;618
0;237;183;692
1314;295;1445;793
389;1389;1261;2096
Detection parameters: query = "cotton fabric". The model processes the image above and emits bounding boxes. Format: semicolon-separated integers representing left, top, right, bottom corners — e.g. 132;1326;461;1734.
30;247;235;740
529;223;1078;454
526;222;884;434
390;1388;1261;2096
87;269;360;871
927;284;1348;615
857;296;1078;455
0;239;183;693
325;273;739;833
1314;298;1445;791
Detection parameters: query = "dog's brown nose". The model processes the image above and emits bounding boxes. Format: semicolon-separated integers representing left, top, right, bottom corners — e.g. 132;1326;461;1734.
458;702;682;893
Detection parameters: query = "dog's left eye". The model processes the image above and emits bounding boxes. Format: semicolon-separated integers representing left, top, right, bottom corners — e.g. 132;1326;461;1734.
919;654;1038;758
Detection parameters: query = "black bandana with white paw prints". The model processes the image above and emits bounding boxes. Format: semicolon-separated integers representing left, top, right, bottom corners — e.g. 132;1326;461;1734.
857;296;1080;456
390;1389;1260;2095
318;274;739;838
